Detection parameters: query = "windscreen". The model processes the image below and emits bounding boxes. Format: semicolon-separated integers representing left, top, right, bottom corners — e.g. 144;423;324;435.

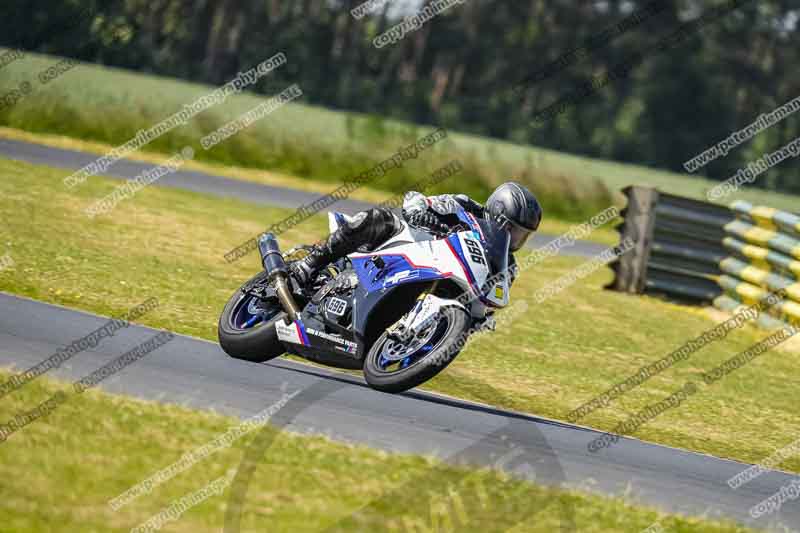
476;217;510;278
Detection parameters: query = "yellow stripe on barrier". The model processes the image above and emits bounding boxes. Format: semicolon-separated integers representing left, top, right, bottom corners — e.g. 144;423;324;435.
750;258;772;272
787;282;800;303
721;276;800;323
720;202;800;329
740;264;770;286
721;257;800;303
737;241;769;261
730;279;768;305
750;206;780;230
714;294;794;330
781;300;800;324
741;224;778;246
726;239;800;278
726;220;800;260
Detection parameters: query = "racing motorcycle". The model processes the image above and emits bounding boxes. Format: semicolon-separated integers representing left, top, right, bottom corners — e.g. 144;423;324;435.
218;205;512;393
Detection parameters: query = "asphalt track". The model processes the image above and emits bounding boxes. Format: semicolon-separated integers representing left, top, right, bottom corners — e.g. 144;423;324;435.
2;137;797;529
0;137;606;257
1;292;798;531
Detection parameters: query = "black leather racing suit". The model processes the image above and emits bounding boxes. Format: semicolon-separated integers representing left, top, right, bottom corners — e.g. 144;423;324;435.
292;192;516;284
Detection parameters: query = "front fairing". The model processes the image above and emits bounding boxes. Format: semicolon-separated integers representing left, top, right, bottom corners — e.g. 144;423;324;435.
474;217;511;307
348;207;512;319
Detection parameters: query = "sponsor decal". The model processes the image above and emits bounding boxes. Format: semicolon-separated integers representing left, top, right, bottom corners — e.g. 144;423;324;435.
307;328;358;353
274;320;309;346
275;321;298;343
383;269;420;288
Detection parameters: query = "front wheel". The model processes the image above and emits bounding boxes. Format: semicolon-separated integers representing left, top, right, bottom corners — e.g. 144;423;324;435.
363;306;471;393
218;273;287;363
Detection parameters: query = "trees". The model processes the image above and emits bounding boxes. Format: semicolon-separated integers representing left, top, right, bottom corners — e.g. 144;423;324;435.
1;0;798;193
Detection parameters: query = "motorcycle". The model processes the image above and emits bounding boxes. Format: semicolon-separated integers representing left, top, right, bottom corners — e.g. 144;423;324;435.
218;205;512;392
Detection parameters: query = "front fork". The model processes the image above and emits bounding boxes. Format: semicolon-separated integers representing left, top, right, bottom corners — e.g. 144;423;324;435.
386;282;470;343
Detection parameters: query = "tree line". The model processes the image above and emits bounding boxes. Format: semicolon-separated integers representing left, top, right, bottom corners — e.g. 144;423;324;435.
1;0;799;194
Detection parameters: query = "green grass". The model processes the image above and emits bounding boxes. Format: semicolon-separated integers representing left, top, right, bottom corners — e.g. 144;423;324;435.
0;369;756;532
0;125;619;246
2;49;799;217
0;49;613;222
2;156;800;476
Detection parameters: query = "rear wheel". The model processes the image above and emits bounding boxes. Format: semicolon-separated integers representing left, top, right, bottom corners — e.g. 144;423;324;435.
218;273;287;363
363;306;471;393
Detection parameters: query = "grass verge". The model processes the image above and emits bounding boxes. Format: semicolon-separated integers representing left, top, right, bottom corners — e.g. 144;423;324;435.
0;50;615;221
2;49;799;216
1;156;799;475
0;369;756;532
0;125;618;245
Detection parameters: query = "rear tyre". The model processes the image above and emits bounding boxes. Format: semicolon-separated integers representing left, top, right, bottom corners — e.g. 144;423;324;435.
363;306;470;393
218;273;287;363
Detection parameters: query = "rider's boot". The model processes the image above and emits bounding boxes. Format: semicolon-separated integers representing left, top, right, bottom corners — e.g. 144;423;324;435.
289;229;352;285
288;208;400;286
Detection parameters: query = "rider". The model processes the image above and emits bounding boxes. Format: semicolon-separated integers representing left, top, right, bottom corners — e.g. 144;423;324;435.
289;182;543;286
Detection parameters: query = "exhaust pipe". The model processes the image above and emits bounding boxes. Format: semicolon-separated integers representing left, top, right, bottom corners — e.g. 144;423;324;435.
258;233;301;324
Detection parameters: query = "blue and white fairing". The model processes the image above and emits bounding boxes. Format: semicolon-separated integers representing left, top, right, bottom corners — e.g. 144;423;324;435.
274;206;511;360
346;205;511;315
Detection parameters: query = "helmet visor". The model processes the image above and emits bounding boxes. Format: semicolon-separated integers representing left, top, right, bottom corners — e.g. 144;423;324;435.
508;219;534;251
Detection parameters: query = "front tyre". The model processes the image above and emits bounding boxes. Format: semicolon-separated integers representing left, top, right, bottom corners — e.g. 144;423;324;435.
218;273;287;363
363;306;471;393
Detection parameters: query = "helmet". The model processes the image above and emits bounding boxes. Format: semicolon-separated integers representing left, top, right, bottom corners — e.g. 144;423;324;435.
485;182;542;251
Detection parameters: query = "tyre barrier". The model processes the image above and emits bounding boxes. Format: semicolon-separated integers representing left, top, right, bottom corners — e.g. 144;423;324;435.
607;186;734;302
608;187;800;329
714;201;800;329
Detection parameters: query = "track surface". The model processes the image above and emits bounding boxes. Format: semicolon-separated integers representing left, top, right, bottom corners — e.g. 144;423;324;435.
0;137;607;257
0;292;798;531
